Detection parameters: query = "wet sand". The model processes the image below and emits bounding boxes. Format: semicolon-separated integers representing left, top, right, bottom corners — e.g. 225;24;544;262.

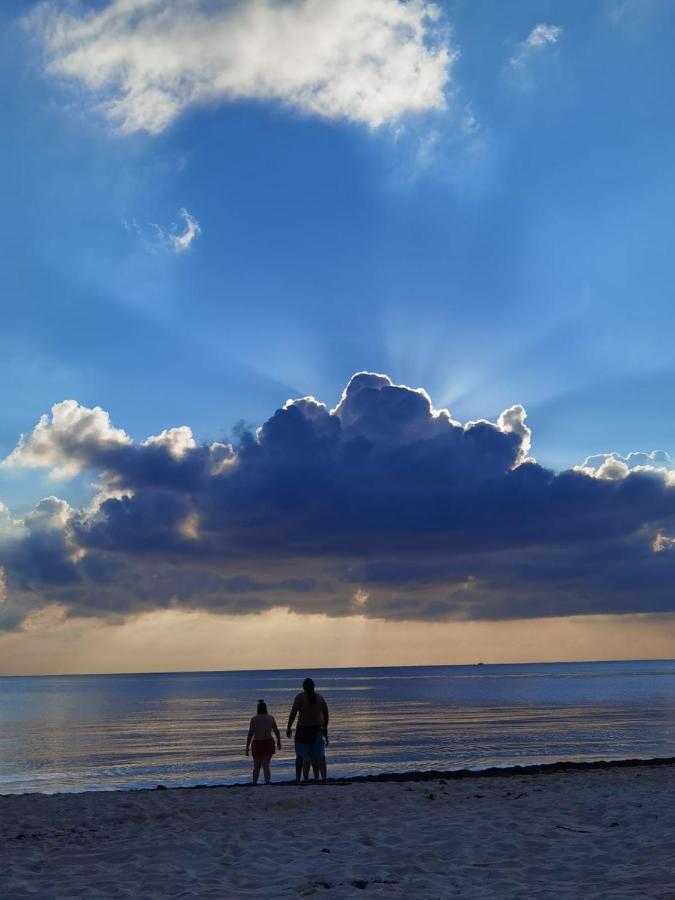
1;759;673;898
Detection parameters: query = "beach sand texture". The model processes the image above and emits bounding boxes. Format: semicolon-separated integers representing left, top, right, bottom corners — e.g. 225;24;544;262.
1;762;674;899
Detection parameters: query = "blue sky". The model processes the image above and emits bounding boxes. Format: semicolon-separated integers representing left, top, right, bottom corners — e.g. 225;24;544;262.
1;0;675;671
2;0;674;511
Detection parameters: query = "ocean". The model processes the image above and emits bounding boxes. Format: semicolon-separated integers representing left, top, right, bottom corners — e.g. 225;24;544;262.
1;660;675;794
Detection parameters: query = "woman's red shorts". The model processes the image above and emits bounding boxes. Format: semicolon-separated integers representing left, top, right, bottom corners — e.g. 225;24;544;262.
251;738;276;760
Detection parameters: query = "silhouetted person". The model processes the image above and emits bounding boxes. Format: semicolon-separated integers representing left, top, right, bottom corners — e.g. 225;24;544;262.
286;677;329;782
246;699;281;784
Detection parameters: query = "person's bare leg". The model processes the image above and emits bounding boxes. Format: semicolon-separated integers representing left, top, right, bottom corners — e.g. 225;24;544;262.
295;755;303;783
302;760;311;782
252;760;261;784
262;755;272;784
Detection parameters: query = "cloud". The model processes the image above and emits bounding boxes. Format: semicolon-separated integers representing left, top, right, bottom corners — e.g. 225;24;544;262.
124;208;201;254
163;209;201;253
509;24;562;71
653;533;675;553
28;0;455;135
577;450;675;485
0;503;25;543
1;399;131;479
608;0;666;26
142;425;197;458
1;372;675;629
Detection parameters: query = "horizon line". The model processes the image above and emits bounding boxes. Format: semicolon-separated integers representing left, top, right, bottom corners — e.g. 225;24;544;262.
2;655;675;679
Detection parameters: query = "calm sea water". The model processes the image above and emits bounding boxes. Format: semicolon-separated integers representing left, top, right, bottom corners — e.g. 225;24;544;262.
1;661;675;794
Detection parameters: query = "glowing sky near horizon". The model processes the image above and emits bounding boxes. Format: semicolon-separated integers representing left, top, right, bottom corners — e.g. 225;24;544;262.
1;0;675;673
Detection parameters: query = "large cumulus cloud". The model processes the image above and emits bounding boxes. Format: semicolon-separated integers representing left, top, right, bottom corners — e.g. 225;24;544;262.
1;372;675;630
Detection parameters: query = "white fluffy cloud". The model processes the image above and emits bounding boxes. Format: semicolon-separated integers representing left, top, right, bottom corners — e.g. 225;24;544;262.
509;23;562;71
28;0;455;134
497;404;531;464
1;400;132;478
142;426;196;459
1;400;207;479
24;496;73;533
577;450;675;485
0;504;25;543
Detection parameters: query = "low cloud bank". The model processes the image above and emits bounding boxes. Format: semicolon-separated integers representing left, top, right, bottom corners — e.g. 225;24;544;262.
1;372;675;630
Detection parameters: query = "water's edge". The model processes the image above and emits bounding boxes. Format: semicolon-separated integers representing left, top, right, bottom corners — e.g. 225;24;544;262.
3;754;673;799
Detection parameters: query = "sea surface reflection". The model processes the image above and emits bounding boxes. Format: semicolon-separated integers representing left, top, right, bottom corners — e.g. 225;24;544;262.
1;661;675;794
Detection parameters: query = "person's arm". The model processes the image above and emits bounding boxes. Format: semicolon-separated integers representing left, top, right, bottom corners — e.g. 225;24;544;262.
271;717;281;750
322;698;329;744
286;696;299;738
246;717;255;755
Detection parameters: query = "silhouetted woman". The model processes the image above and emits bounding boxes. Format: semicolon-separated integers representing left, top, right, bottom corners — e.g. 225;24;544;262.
246;700;281;784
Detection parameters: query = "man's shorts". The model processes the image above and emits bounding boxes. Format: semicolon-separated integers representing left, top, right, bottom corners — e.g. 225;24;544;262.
295;729;325;762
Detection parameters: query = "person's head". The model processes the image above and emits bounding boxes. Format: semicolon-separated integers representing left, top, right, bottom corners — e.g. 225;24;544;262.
302;677;316;703
257;699;268;715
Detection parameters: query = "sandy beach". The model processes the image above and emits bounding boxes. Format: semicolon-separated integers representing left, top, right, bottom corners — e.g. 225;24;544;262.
1;760;674;899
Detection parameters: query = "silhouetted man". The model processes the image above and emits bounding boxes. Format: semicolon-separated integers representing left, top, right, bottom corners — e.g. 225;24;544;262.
286;677;329;782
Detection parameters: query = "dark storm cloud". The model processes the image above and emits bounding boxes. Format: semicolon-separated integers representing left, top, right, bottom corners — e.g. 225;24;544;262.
1;372;675;629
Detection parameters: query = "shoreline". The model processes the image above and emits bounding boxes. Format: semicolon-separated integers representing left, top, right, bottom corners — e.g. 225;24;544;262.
3;753;675;799
325;752;675;785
